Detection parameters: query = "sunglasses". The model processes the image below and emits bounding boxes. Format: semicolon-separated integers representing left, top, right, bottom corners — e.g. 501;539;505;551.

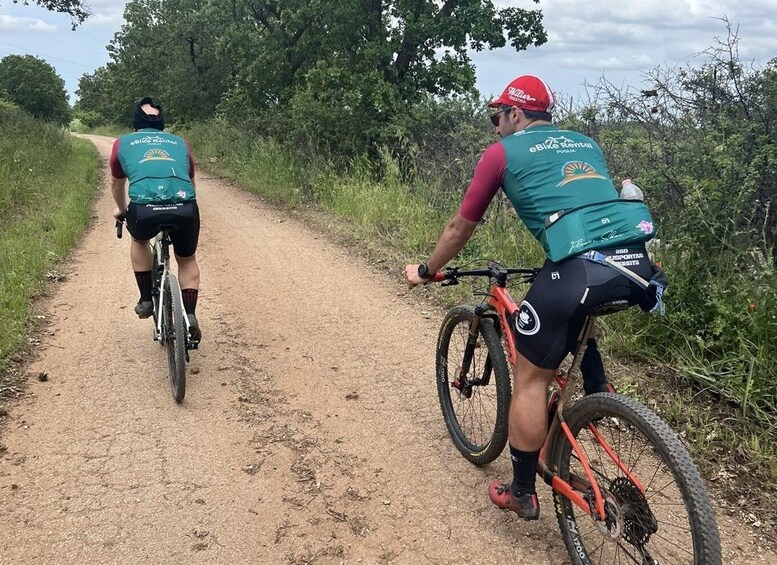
490;107;512;126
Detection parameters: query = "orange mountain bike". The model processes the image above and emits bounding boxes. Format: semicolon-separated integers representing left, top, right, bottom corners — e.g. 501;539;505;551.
431;263;721;564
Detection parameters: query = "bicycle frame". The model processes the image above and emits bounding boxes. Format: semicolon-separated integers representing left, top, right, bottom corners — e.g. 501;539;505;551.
153;232;190;343
115;218;191;346
439;266;644;523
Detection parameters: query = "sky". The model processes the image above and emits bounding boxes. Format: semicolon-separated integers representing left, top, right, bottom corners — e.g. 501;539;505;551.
0;0;775;107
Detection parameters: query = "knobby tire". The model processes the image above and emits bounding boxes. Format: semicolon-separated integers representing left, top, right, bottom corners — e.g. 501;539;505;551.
436;306;511;465
551;393;721;565
164;274;187;403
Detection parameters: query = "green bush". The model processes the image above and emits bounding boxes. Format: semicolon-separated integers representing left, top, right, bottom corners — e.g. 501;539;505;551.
69;118;87;133
74;109;104;129
0;55;71;125
565;48;777;430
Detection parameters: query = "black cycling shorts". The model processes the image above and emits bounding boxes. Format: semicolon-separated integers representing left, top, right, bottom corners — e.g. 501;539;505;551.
512;245;653;370
125;201;200;258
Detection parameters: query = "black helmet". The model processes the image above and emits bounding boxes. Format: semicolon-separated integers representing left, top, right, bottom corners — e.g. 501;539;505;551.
132;97;165;131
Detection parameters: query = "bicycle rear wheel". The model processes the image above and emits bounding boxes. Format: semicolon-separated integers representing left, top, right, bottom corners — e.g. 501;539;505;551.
163;274;186;403
552;393;721;564
436;306;511;465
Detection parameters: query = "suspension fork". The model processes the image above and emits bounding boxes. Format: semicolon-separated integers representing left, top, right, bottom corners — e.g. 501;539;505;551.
454;305;489;395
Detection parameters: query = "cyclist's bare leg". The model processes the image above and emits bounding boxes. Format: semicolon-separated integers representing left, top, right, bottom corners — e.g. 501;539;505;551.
130;238;152;271
129;238;154;317
509;352;556;451
175;253;200;290
489;351;554;518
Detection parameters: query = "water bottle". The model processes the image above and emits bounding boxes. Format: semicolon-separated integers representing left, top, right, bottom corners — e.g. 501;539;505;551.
620;178;644;200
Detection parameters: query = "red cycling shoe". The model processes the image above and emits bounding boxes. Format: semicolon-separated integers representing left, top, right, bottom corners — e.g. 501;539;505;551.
488;481;540;521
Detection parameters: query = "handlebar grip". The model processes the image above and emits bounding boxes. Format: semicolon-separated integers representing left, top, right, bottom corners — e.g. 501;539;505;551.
430;271;446;283
116;220;123;239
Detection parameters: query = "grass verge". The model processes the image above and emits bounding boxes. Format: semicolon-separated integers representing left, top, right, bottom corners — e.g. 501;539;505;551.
0;108;101;388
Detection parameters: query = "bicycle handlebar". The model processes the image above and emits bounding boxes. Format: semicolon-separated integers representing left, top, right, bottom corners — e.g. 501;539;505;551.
429;265;540;286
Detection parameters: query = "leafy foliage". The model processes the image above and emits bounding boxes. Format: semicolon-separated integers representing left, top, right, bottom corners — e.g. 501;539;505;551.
562;23;777;423
0;55;71;125
77;0;546;152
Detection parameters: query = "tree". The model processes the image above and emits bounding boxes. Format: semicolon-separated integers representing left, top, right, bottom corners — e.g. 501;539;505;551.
85;0;547;150
75;65;135;126
0;55;70;125
217;0;546;110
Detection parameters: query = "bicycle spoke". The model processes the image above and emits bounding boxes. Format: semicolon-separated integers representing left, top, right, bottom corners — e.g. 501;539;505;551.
564;411;698;563
437;307;511;466
446;323;499;451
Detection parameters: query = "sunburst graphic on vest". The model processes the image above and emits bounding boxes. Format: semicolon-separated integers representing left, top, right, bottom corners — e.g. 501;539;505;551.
556;161;606;187
139;148;175;163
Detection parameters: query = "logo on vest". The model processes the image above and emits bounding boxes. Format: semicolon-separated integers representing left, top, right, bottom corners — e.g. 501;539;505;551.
529;136;594;154
637;220;654;235
139;149;175;163
556;161;607;187
130;135;179;146
515;301;540;336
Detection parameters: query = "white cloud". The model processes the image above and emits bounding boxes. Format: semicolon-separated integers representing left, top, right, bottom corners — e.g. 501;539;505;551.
473;0;777;100
83;0;128;12
0;14;57;33
80;0;126;28
82;12;124;29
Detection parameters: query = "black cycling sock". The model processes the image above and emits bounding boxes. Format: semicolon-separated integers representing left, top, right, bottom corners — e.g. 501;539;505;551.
134;271;153;302
181;288;198;315
509;445;539;497
581;338;609;395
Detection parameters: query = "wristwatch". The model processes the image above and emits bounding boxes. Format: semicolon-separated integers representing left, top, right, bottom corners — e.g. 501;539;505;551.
417;262;431;279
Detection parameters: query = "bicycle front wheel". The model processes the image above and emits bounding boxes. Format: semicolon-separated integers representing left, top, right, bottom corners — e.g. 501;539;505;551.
552;393;721;564
164;274;187;403
436;307;511;465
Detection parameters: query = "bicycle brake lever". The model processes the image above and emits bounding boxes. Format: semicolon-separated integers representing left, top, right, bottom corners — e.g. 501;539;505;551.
441;279;459;287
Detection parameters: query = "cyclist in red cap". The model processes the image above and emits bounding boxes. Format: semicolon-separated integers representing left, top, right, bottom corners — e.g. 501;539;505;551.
404;75;657;520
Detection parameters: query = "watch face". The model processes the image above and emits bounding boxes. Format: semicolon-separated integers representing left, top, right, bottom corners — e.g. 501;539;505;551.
418;264;429;278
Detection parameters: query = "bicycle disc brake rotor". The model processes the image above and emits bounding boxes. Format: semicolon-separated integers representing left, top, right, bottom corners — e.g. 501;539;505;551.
451;366;474;398
608;476;658;546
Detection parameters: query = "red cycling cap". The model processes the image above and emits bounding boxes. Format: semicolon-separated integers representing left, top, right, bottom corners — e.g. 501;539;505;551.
488;75;556;113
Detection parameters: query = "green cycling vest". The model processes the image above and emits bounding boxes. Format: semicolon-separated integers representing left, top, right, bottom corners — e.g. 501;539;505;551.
117;129;196;204
500;125;655;262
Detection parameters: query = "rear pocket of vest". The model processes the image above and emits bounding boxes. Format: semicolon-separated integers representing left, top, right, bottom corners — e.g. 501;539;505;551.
541;199;656;262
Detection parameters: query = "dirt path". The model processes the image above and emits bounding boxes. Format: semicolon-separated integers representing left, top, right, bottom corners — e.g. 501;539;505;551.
0;134;773;564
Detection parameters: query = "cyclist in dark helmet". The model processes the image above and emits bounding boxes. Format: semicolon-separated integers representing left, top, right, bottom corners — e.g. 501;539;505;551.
109;97;202;343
